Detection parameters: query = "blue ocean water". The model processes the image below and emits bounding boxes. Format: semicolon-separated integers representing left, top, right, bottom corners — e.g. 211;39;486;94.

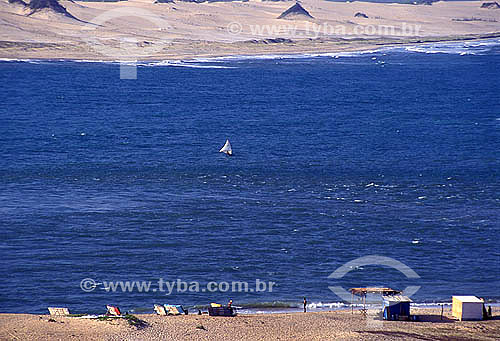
0;40;499;314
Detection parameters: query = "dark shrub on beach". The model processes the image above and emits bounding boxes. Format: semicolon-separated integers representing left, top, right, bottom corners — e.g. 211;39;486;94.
354;12;369;18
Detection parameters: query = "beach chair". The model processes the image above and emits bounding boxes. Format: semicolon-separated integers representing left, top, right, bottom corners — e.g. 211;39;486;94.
48;307;70;316
164;304;185;315
208;306;236;317
106;305;122;316
210;303;222;307
154;304;167;316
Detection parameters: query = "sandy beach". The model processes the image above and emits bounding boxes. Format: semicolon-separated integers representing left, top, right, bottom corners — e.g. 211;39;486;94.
1;308;499;340
1;0;500;60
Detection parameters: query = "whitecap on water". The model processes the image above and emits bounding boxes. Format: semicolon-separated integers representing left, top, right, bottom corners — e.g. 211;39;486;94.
349;265;364;270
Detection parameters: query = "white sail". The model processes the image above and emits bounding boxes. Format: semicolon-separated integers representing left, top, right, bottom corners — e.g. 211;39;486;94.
219;139;232;155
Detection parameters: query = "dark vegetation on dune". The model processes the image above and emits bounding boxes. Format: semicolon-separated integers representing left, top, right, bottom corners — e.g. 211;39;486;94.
76;0;126;2
24;0;78;19
28;0;66;12
481;2;500;9
277;2;314;19
354;12;369;18
8;0;27;5
161;0;249;3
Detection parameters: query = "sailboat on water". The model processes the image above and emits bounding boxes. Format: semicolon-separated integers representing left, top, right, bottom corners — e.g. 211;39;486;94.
219;139;233;156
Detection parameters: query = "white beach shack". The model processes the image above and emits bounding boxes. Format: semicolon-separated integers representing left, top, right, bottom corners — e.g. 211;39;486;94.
452;296;484;321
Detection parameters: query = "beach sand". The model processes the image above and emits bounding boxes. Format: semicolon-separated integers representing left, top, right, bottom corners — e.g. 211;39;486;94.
1;308;499;340
1;0;500;60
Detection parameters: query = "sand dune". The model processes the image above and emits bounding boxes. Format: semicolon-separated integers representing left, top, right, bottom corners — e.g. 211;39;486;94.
0;0;499;59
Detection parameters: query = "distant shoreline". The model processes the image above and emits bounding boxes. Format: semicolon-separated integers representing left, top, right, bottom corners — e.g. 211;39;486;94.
4;302;500;316
1;33;499;62
2;0;500;61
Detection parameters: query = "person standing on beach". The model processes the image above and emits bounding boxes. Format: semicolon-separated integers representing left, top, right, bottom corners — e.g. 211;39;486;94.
303;297;307;313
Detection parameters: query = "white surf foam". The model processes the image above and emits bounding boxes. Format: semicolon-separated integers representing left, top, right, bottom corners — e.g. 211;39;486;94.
401;39;499;55
1;38;498;66
140;60;235;69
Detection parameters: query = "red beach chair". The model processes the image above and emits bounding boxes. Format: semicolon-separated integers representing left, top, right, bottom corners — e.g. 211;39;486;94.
106;305;122;316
